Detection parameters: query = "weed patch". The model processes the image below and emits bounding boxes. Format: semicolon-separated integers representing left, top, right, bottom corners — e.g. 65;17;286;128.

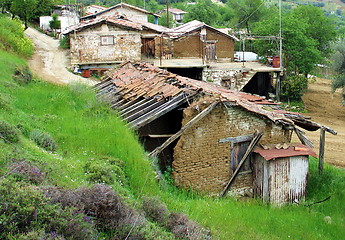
0;120;20;143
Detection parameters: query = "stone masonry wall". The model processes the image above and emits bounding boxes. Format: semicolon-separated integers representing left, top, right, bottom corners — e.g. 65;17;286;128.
70;24;141;65
172;99;291;195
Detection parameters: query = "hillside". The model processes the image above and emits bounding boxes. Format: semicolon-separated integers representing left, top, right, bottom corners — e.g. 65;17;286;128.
1;15;345;240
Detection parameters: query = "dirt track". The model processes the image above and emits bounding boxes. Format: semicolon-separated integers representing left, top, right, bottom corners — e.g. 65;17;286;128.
302;78;345;167
24;27;95;86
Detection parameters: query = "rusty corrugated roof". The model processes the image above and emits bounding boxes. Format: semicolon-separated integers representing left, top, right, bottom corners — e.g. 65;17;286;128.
254;143;317;160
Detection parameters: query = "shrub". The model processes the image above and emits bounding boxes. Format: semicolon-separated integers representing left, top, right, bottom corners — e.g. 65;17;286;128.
13;65;32;85
0;178;98;240
167;212;211;240
281;75;308;101
84;157;127;185
29;129;57;151
0;120;20;143
0;16;34;57
8;160;45;184
59;35;70;49
0;93;11;110
142;196;170;224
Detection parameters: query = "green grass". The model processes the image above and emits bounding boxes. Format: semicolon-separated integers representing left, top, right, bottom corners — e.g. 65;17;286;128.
1;48;344;239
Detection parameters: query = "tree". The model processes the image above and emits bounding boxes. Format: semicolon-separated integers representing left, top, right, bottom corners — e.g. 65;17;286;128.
0;0;12;14
292;5;337;57
227;0;267;32
49;13;60;37
253;13;322;76
158;12;175;28
331;38;345;103
10;0;38;28
183;0;220;26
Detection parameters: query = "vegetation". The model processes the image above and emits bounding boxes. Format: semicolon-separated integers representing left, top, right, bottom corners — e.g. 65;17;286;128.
1;5;345;240
331;38;345;103
0;15;33;57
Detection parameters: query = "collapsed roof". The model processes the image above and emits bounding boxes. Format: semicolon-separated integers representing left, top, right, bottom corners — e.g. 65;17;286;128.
94;62;335;135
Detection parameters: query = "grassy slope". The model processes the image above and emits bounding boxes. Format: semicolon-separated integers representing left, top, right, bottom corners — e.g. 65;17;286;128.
1;50;344;239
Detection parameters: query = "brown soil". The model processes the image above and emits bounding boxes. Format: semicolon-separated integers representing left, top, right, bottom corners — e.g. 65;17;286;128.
301;77;345;167
24;27;96;86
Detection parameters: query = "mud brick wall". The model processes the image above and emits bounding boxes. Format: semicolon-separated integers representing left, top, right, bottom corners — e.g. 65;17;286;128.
155;37;173;59
172;99;291;194
172;34;201;58
70;24;141;65
206;29;234;59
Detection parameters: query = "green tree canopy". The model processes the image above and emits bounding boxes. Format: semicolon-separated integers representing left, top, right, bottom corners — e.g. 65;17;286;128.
331;38;345;103
252;5;335;76
11;0;38;28
183;0;220;26
227;0;268;32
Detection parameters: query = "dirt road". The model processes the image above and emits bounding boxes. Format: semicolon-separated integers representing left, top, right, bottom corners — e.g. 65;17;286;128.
24;27;96;86
302;78;345;167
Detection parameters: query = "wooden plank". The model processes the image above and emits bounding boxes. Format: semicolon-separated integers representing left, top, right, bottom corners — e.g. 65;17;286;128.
148;134;174;138
121;98;155;116
219;131;264;197
219;134;254;144
319;127;325;173
129;93;190;129
148;101;219;158
294;127;313;148
124;100;166;122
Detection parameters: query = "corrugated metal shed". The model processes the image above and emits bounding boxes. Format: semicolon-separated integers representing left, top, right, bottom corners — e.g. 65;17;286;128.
253;144;315;204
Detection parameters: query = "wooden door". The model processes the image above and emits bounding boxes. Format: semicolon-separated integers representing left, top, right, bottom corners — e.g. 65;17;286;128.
231;141;252;173
141;38;155;58
205;41;217;61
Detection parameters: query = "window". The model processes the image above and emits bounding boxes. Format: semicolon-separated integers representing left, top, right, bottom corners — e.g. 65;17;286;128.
100;35;114;45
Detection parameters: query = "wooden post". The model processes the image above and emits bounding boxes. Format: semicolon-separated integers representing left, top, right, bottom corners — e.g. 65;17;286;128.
160;34;163;66
276;72;281;102
319;127;325;173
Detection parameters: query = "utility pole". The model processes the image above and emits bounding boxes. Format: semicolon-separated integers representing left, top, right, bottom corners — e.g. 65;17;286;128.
166;0;169;28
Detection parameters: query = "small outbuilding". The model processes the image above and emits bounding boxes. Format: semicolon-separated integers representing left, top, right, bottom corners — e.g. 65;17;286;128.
253;143;317;204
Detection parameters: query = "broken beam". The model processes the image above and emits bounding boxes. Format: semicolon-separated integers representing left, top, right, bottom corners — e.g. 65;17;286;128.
148;101;219;158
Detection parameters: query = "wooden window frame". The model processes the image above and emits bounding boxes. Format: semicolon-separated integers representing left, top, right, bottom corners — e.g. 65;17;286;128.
100;35;114;46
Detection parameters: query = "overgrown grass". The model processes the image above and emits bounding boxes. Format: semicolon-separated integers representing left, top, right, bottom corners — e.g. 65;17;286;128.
1;48;344;239
0;15;33;57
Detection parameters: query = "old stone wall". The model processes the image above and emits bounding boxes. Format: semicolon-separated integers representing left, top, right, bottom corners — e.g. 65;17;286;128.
70;24;141;65
172;99;291;195
202;69;245;87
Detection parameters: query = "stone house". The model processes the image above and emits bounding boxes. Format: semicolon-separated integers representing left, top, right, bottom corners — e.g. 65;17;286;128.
63;16;168;66
81;3;159;23
95;62;336;202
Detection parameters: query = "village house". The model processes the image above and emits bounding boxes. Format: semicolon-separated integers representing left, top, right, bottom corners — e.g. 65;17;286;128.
62;16;168;75
81;2;160;24
95;62;336;204
39;5;80;32
156;8;188;23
